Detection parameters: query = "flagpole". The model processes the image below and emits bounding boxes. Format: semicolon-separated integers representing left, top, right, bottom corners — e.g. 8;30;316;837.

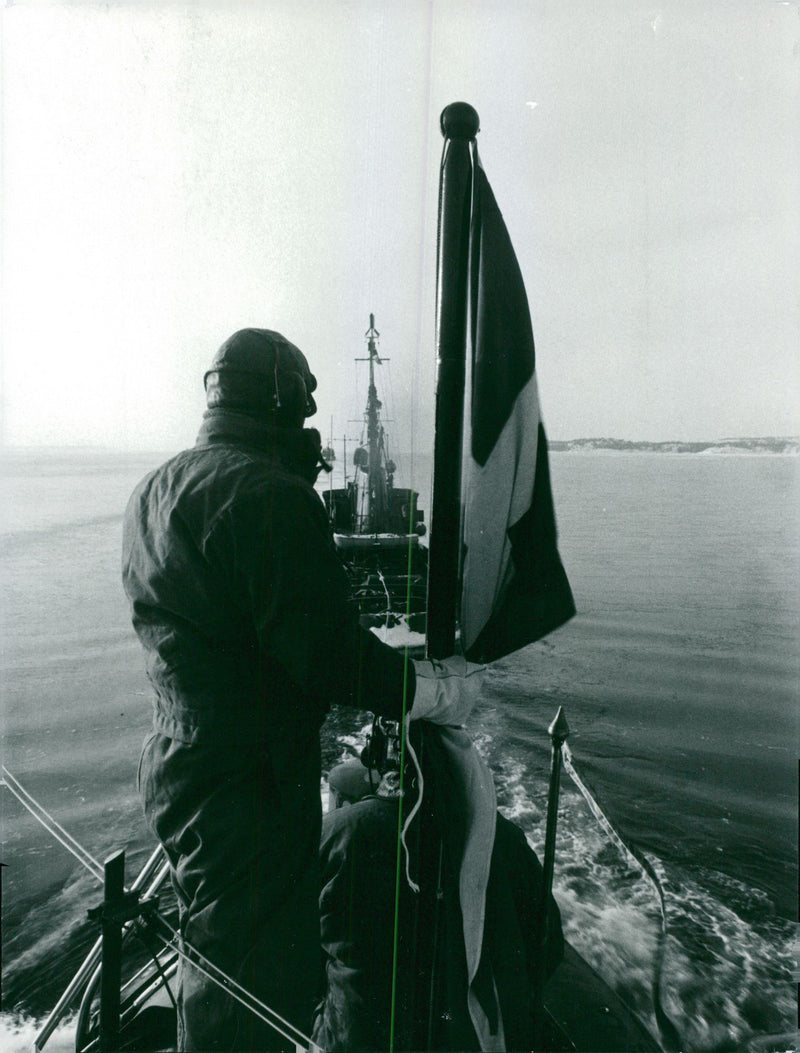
396;102;480;1053
426;101;480;659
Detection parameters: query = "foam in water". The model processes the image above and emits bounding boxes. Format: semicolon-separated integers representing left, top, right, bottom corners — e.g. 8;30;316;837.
0;1014;76;1053
477;711;796;1052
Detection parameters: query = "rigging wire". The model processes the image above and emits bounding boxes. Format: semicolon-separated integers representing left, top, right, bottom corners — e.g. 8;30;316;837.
562;745;682;1052
130;924;179;1016
144;912;311;1051
1;766;105;883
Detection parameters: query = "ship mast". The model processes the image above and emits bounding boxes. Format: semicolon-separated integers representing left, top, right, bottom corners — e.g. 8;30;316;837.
362;313;388;532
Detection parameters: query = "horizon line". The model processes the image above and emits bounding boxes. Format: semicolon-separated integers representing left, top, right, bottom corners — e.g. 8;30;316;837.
1;434;799;454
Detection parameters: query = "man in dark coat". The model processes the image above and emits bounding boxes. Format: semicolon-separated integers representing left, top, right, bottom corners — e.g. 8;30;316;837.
122;329;421;1051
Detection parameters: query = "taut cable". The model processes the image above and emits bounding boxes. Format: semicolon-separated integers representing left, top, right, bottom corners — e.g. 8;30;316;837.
2;766;104;882
562;744;681;1051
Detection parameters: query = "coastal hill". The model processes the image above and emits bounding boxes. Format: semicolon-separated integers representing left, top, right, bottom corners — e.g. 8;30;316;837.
549;436;800;455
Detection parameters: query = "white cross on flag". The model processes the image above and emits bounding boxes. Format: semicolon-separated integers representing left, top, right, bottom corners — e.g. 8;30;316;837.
461;156;575;662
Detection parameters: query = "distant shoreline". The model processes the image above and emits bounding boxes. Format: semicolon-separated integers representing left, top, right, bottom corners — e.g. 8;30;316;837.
549;437;800;455
1;437;799;458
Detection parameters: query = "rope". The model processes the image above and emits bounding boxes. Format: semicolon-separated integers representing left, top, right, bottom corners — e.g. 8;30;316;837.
375;565;393;630
398;714;423;893
562;745;682;1052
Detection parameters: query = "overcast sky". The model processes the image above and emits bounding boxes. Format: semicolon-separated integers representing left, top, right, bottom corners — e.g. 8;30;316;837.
1;0;797;452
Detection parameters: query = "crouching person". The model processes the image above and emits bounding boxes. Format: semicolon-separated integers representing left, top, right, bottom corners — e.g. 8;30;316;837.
313;713;564;1052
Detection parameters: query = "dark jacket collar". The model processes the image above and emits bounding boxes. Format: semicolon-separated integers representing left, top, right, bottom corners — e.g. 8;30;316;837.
196;408;329;484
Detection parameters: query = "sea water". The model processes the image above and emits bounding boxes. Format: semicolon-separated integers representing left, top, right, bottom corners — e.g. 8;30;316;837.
0;447;797;1052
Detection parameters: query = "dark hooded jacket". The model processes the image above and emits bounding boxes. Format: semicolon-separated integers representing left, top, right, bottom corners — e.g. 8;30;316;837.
122;408;414;1051
122;409;412;748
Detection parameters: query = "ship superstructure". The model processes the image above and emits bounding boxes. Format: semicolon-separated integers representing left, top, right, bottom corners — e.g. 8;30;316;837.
322;315;427;647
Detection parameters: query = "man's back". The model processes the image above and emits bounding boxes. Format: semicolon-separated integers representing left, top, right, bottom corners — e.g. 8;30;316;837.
123;431;340;747
121;329;415;1051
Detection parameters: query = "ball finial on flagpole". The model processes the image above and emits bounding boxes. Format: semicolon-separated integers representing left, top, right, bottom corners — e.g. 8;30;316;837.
440;102;480;140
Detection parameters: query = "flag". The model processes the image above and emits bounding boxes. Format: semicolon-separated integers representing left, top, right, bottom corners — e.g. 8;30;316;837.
461;156;575;662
